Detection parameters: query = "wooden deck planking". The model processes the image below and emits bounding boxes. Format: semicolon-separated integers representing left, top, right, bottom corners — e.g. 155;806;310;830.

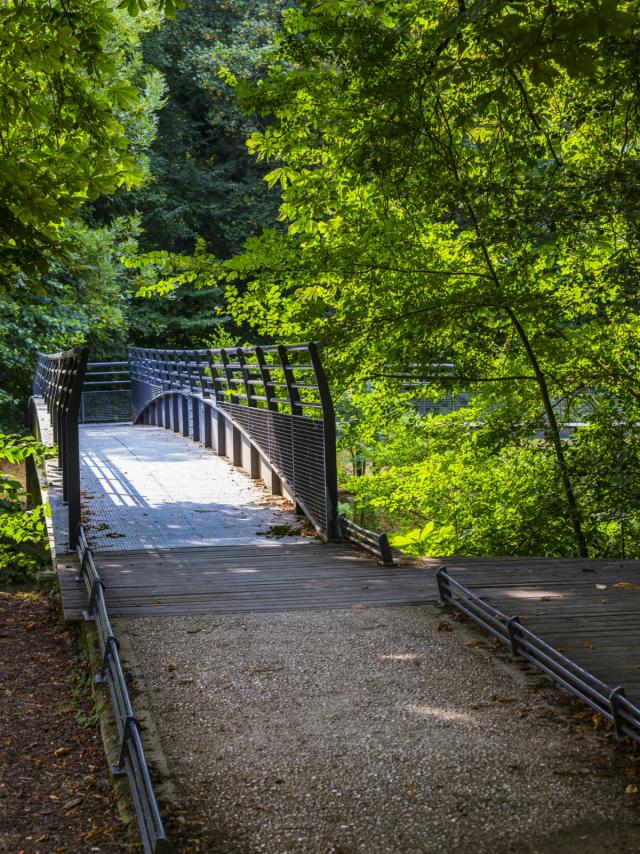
440;559;640;703
59;542;439;621
59;543;640;706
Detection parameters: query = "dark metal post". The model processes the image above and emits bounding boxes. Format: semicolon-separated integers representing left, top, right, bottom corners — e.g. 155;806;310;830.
222;349;242;465
307;342;339;540
238;349;260;478
610;686;627;738
64;347;88;549
278;345;303;416
507;616;522;656
435;566;449;603
181;395;189;438
256;346;282;495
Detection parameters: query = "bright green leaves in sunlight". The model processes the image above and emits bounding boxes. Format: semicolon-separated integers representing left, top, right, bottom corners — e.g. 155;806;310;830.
0;434;53;582
0;0;162;289
215;0;640;557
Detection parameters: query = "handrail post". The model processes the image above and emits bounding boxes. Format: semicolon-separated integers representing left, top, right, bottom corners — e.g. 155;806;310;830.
307;342;339;540
610;686;627;738
66;347;89;549
31;346;88;551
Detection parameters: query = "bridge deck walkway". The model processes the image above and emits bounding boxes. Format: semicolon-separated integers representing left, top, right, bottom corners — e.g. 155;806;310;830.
54;422;640;708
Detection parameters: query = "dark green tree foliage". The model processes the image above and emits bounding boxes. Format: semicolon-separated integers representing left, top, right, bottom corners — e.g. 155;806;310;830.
113;0;287;347
0;218;141;430
0;1;163;428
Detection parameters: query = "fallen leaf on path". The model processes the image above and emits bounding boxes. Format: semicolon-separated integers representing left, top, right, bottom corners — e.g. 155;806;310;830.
61;797;84;811
583;642;593;650
53;747;72;757
625;784;638;795
595;584;607;590
351;604;367;610
464;640;485;648
492;695;515;703
437;619;453;632
81;826;105;841
613;581;640;590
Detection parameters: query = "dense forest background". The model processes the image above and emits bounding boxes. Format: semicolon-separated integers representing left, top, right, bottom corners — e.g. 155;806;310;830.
2;0;640;565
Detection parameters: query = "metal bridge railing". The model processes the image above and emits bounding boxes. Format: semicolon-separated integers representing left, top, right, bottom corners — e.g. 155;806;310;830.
31;346;89;549
127;343;339;541
339;516;395;565
436;567;640;743
76;525;174;854
80;361;133;424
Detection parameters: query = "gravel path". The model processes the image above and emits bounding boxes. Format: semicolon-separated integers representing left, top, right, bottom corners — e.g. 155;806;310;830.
80;424;307;552
120;606;640;853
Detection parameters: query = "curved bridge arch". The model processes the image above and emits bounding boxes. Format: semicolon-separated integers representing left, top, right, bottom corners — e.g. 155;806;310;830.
127;343;339;541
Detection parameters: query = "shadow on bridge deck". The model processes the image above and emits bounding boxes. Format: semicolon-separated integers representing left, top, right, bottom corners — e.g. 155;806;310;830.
79;424;309;552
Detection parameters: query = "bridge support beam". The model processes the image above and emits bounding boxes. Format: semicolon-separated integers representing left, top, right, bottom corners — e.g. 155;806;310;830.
172;395;180;433
216;411;226;457
250;445;260;479
232;425;242;468
271;471;282;496
203;406;213;448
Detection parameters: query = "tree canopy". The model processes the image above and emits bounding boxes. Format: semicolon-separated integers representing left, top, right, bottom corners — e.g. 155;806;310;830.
0;0;165;288
205;0;640;557
3;0;640;561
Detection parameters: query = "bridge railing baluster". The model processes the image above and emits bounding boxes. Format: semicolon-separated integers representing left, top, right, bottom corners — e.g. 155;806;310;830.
30;346;89;550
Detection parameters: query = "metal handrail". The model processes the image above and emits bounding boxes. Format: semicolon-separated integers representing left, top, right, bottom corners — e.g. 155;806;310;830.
30;346;89;549
338;516;395;565
76;525;175;854
436;567;640;742
127;343;339;541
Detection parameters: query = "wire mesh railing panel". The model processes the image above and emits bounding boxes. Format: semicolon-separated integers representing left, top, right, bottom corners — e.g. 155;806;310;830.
80;362;133;424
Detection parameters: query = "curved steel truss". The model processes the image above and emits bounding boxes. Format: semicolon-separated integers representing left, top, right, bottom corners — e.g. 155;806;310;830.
127;343;339;541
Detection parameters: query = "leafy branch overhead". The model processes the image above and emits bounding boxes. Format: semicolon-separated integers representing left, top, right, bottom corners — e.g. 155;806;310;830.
0;0;162;290
216;0;640;557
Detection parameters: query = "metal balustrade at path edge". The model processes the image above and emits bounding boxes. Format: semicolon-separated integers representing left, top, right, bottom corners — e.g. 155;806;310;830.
30;347;174;854
31;346;89;549
437;567;640;744
30;341;640;852
76;525;174;854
